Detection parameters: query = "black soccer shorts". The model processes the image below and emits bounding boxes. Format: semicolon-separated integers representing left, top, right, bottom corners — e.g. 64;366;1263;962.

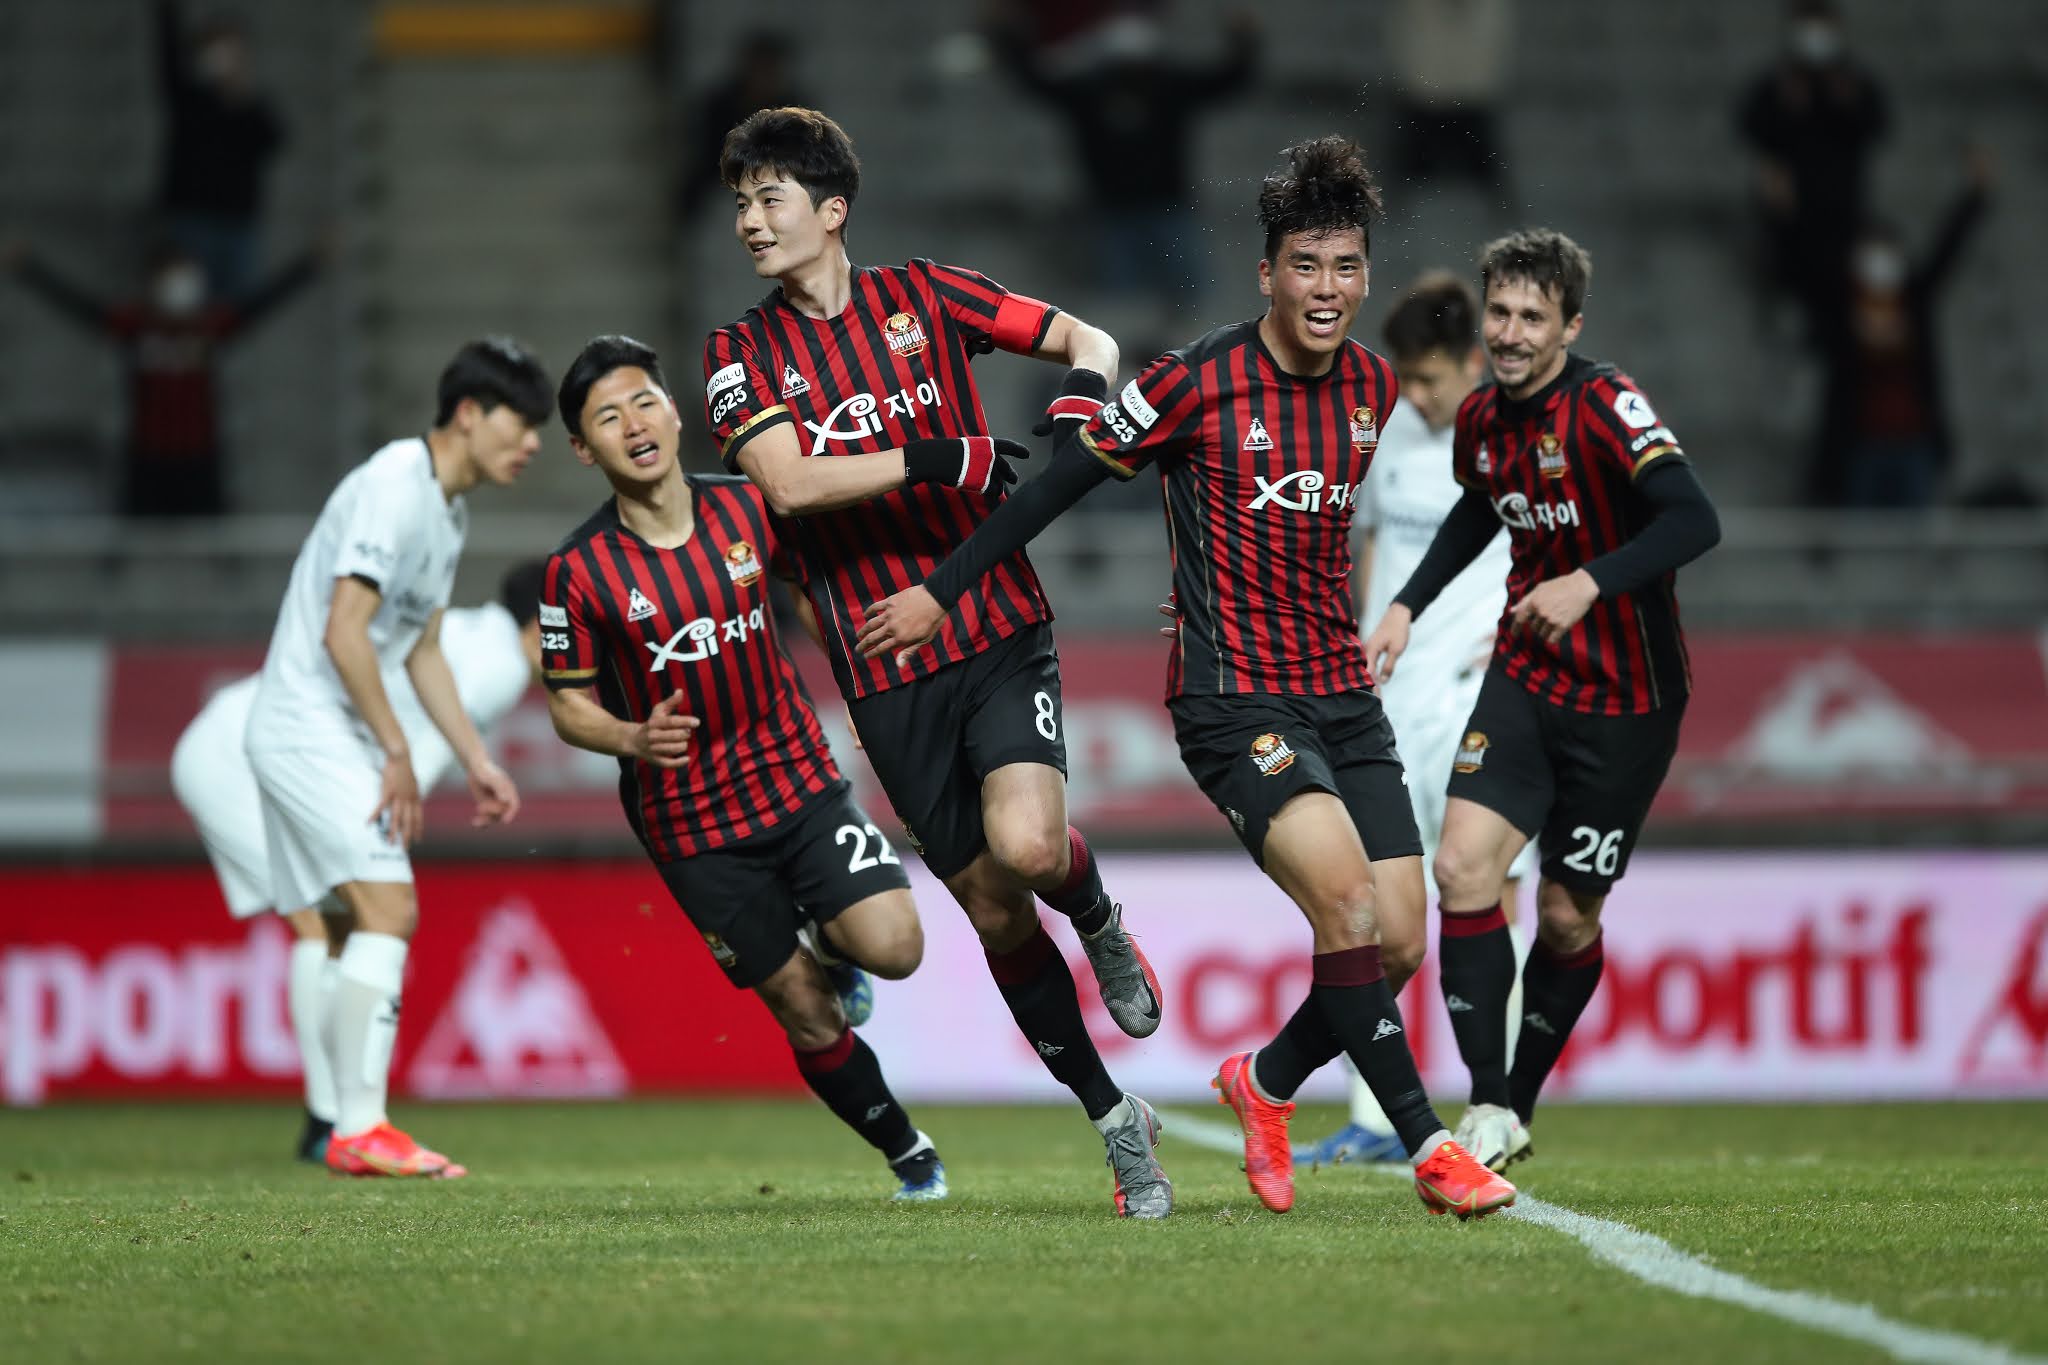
655;780;911;990
1446;665;1687;896
1169;690;1423;868
846;623;1068;880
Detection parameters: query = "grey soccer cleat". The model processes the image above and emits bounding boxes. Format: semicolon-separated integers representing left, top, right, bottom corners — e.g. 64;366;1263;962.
1103;1094;1173;1220
1079;902;1163;1038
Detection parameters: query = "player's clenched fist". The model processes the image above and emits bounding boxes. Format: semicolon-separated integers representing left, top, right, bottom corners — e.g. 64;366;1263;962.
633;690;702;769
1508;569;1600;647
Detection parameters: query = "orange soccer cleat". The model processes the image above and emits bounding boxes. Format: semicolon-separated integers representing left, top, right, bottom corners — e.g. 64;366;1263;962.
325;1122;468;1180
1413;1139;1516;1220
1211;1050;1295;1212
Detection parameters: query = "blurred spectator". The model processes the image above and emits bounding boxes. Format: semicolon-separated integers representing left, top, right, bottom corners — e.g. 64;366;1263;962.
988;4;1260;306
156;0;284;299
1807;153;1992;510
2;238;323;516
680;30;811;220
1737;0;1889;341
1386;0;1514;196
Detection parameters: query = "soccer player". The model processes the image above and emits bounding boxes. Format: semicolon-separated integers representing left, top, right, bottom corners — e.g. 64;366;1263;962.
1296;272;1536;1168
1364;228;1721;1170
543;335;945;1201
172;565;548;1162
244;337;550;1179
856;136;1516;1221
702;107;1170;1218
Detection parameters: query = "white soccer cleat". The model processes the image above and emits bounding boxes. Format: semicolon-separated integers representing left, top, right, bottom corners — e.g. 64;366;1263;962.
1453;1102;1531;1174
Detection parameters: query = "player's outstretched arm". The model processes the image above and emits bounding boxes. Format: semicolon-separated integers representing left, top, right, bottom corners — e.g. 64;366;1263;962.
1371;488;1502;680
736;420;1027;518
547;686;701;771
406;610;518;827
324;575;424;846
855;432;1113;664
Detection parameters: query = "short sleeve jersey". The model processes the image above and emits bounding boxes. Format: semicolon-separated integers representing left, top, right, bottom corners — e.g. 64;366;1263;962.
1452;354;1692;715
541;475;839;860
702;259;1057;701
1078;320;1399;700
248;437;467;748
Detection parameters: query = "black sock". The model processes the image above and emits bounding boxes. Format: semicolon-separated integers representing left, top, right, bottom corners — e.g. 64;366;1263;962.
1509;933;1605;1124
793;1028;917;1159
987;919;1122;1120
1310;946;1445;1156
1038;826;1111;936
1251;996;1343;1102
1439;902;1517;1108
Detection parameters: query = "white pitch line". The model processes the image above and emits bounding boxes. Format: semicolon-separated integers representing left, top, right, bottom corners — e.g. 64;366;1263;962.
1162;1110;2044;1365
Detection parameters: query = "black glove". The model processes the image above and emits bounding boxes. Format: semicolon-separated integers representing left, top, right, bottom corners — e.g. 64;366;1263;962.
903;436;1030;494
1031;368;1110;447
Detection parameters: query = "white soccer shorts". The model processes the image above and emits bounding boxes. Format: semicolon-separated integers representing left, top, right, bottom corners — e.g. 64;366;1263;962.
247;738;414;912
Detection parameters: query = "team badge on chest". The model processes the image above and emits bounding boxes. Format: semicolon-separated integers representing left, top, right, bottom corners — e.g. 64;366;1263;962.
884;311;929;358
724;541;764;588
1350;407;1378;455
1538;432;1568;480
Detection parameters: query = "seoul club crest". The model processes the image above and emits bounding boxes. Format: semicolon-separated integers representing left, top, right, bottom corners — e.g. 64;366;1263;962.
1350;407;1378;455
1453;731;1489;774
884;311;929;358
1538;432;1568;480
723;541;764;588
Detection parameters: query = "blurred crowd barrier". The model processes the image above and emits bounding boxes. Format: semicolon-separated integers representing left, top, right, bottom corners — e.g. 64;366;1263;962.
6;629;2047;853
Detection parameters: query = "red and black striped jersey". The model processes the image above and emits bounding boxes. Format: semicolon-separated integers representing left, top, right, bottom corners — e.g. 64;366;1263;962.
1453;354;1692;715
703;259;1057;700
540;474;840;860
1079;319;1397;700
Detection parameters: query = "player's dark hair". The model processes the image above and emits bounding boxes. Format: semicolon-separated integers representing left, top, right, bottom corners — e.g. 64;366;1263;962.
1382;270;1480;360
498;559;549;628
557;334;670;439
1479;228;1593;321
434;337;552;428
1257;135;1383;262
719;106;860;214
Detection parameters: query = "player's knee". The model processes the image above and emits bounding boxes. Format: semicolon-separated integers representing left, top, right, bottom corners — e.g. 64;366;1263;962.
1535;883;1603;953
861;915;924;980
1307;879;1379;947
986;821;1066;887
759;973;844;1048
1379;922;1427;986
1431;842;1496;906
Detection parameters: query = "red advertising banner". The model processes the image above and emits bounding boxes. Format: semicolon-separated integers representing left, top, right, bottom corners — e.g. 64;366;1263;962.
6;853;2047;1106
0;864;801;1105
31;627;2048;848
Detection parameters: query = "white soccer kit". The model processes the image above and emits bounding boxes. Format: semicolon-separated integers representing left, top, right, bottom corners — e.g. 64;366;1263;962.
172;604;532;917
243;438;470;909
1357;401;1536;878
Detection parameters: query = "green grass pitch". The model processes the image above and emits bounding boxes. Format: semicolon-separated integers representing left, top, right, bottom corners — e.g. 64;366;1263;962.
3;1100;2044;1363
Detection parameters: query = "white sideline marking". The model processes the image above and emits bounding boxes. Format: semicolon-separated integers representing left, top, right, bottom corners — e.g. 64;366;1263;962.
1163;1110;2044;1365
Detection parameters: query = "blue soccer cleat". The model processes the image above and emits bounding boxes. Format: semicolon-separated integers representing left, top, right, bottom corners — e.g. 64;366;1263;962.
1294;1122;1407;1168
800;919;874;1028
889;1132;948;1202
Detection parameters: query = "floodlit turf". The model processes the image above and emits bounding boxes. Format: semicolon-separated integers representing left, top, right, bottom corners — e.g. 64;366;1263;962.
3;1101;2044;1364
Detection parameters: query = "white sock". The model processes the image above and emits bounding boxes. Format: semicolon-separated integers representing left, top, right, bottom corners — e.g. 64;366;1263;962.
1410;1128;1452;1167
328;932;408;1138
1342;1058;1395;1133
1506;914;1532;1067
288;940;339;1123
1090;1095;1135;1135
